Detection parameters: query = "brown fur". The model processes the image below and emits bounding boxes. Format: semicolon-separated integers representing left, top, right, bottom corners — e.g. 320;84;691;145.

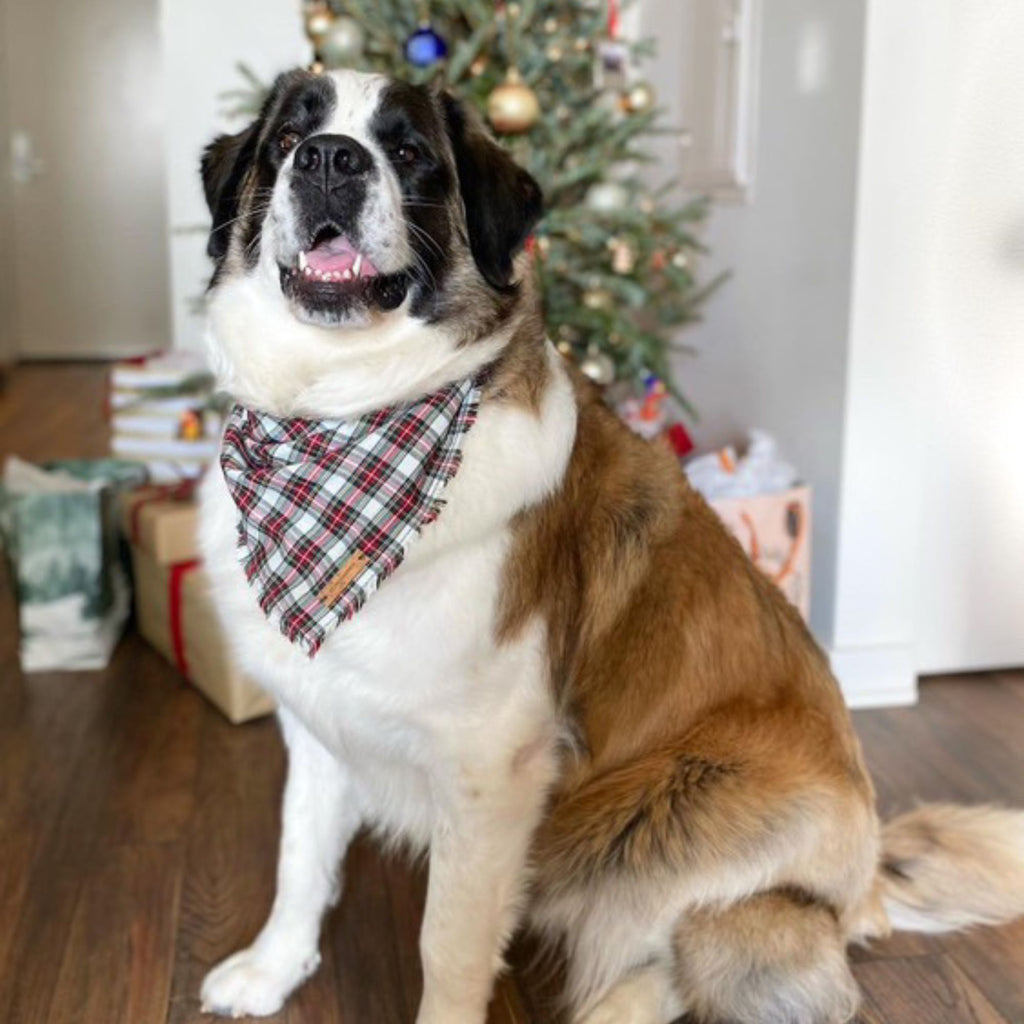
491;353;1024;1020
674;890;859;1024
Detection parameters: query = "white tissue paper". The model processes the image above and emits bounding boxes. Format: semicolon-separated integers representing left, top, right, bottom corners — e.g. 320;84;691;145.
684;430;798;500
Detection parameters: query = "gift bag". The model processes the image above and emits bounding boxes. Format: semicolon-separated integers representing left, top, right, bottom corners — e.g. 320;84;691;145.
0;457;147;671
708;486;812;620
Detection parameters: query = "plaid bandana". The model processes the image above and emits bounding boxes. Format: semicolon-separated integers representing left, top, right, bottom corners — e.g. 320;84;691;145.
220;374;483;657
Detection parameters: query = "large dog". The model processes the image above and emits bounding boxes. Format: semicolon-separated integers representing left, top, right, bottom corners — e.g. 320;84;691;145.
196;68;1024;1023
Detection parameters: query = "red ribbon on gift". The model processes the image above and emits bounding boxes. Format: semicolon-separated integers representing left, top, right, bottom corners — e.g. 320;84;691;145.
168;559;199;678
128;478;198;546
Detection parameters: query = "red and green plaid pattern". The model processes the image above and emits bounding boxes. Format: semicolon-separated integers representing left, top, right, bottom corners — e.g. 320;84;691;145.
220;374;483;657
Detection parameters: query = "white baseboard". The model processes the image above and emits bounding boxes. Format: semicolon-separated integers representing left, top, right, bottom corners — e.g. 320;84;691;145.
828;644;919;709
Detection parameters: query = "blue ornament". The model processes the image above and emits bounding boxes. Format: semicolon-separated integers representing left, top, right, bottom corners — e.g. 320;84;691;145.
405;23;447;67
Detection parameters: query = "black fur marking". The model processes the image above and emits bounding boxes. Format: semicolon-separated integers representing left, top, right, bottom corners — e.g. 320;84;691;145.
200;70;335;281
369;81;458;320
440;93;543;292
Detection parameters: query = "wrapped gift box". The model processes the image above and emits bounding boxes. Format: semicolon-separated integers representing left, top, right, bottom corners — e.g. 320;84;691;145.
708;485;812;621
121;485;274;723
1;457;147;671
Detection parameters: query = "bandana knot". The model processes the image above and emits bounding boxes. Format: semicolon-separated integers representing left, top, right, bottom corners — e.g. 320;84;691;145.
220;373;483;656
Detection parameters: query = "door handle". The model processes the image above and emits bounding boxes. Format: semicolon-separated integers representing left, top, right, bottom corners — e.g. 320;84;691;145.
10;129;45;184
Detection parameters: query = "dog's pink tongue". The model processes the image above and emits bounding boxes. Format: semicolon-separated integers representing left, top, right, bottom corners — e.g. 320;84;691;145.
305;235;377;276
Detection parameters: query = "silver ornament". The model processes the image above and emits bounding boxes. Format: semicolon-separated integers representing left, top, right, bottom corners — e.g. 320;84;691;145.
319;15;364;64
585;181;629;213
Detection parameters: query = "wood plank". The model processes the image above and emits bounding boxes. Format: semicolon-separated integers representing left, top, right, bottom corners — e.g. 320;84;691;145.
329;836;413;1024
47;842;184;1024
164;712;289;1024
854;953;1009;1024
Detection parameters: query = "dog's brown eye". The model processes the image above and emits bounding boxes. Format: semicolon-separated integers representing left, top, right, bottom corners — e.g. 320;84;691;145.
394;144;419;164
279;130;301;155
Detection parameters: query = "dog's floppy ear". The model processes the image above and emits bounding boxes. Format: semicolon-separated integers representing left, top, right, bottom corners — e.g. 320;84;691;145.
441;93;543;291
200;122;259;263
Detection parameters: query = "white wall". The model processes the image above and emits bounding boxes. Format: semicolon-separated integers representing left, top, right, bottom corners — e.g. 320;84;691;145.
644;0;867;645
834;0;1024;694
159;0;307;352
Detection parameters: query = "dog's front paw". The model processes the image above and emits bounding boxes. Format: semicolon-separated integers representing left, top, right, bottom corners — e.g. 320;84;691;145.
200;945;320;1017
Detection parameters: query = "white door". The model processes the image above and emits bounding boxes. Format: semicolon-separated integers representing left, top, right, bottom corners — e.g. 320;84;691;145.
2;0;170;357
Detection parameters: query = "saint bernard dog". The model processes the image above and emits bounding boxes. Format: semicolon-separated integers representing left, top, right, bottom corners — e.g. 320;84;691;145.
196;68;1024;1023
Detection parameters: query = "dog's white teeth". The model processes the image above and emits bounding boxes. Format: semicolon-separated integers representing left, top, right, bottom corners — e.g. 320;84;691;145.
303;266;314;278
298;251;308;271
341;268;354;282
353;253;363;278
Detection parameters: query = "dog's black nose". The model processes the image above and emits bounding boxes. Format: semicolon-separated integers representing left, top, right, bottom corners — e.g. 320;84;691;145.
293;134;372;178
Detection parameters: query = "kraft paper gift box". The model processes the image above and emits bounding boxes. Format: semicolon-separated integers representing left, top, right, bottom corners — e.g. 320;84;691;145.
121;486;274;724
121;483;202;565
708;485;812;621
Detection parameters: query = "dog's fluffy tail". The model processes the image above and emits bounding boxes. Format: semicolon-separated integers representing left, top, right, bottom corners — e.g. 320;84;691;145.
863;803;1024;936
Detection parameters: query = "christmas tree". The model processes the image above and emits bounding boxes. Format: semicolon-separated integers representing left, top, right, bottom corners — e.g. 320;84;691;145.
238;1;720;417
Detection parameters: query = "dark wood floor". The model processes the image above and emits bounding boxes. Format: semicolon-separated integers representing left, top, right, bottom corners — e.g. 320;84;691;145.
2;364;1023;1023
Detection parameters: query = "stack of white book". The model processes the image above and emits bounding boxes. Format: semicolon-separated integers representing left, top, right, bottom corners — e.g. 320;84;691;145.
109;352;221;482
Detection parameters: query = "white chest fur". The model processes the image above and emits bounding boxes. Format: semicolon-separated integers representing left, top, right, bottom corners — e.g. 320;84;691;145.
199;347;577;846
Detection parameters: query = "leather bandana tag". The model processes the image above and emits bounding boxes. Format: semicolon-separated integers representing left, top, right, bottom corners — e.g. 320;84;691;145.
220;372;483;657
318;551;370;607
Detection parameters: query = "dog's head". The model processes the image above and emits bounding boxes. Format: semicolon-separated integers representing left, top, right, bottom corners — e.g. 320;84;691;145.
200;69;542;416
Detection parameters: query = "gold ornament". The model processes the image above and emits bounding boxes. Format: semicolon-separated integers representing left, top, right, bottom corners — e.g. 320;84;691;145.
507;2;522;16
611;238;636;274
470;55;488;77
622;80;656;114
544;16;559;33
487;69;540;134
672;251;690;270
536;235;551;258
556;340;573;357
582;287;614;312
310;60;325;75
580;345;616;386
574;37;589;52
304;3;334;44
547;44;563;61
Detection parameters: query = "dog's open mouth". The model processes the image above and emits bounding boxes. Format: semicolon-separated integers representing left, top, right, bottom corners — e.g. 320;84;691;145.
280;227;409;319
298;228;380;284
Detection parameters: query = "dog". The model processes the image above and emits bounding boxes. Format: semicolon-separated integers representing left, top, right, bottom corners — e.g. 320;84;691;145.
196;68;1024;1023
